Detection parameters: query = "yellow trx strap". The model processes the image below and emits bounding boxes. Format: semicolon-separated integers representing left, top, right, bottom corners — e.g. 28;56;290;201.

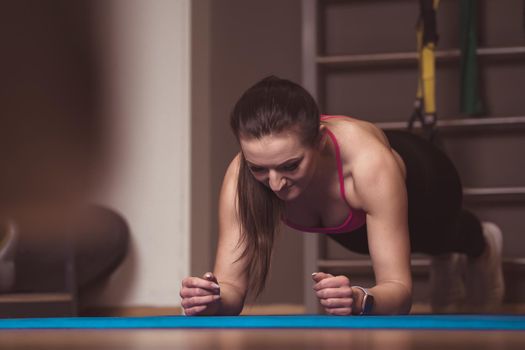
409;0;440;141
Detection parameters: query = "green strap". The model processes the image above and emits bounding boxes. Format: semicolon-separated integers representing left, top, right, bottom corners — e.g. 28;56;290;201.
460;0;485;115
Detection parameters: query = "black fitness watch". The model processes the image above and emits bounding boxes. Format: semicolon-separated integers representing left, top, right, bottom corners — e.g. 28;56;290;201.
354;286;374;315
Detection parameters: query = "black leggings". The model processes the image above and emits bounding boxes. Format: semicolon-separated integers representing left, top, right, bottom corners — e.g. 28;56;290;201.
329;130;486;258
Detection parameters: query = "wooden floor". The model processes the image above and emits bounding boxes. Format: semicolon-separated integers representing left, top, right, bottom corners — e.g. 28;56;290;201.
1;329;525;350
80;302;525;317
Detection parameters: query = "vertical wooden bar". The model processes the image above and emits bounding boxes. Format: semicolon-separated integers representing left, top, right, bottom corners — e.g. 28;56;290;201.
301;0;320;314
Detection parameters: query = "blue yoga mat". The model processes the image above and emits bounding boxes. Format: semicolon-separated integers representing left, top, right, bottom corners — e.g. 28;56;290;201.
1;315;525;331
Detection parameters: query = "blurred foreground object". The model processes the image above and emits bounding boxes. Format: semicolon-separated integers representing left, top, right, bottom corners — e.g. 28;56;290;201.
0;205;129;318
0;1;130;318
0;0;106;218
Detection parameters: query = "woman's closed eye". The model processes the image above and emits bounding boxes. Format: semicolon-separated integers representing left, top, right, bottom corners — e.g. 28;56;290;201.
248;160;301;173
249;166;267;173
280;162;300;172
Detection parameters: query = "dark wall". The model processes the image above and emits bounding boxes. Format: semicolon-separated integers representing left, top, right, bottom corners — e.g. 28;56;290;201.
194;0;304;304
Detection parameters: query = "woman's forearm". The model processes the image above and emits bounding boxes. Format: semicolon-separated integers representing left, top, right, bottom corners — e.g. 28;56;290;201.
359;280;412;315
205;281;246;316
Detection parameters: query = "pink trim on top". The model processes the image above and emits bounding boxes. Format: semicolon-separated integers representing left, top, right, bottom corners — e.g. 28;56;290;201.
320;115;353;121
283;116;366;234
325;128;350;208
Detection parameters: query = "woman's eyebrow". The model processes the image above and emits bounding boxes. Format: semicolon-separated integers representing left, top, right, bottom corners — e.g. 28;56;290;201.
277;157;303;167
247;156;303;168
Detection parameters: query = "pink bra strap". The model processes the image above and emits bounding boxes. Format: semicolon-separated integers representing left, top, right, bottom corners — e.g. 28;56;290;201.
323;129;348;204
320;115;351;121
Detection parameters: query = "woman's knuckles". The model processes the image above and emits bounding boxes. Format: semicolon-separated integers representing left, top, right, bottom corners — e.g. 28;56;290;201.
316;287;353;299
335;276;350;286
321;298;338;308
324;306;352;316
182;286;217;299
320;298;353;308
183;276;209;289
182;277;195;287
316;278;351;291
183;294;220;307
333;308;352;316
185;305;206;316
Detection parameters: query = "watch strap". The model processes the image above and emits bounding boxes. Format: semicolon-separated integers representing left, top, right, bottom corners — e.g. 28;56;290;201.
354;285;373;315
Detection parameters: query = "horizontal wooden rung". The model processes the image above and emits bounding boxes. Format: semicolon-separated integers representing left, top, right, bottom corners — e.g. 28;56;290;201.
317;46;525;66
0;293;74;304
375;115;525;131
464;187;525;197
318;258;525;274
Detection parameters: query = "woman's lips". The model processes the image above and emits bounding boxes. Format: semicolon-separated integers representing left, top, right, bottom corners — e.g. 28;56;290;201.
276;184;293;196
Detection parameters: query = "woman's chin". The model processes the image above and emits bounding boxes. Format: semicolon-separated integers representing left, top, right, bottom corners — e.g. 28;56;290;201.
275;186;302;201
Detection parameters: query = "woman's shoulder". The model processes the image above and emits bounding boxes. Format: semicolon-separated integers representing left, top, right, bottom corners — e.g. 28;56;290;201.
219;154;242;210
325;116;396;179
224;153;241;184
324;115;384;147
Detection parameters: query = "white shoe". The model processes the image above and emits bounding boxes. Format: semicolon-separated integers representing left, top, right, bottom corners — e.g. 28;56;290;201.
0;220;18;293
429;253;466;313
464;222;505;313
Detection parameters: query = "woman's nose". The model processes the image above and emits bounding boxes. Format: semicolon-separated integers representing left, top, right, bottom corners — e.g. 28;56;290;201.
268;171;286;192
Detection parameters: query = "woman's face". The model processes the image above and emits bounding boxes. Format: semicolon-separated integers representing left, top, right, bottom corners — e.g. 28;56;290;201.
240;130;319;201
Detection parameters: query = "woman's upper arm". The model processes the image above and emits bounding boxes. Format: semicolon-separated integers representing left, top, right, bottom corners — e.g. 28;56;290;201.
213;154;249;297
351;146;412;290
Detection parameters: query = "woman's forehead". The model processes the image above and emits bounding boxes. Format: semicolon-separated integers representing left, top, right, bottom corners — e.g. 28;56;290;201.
240;132;306;166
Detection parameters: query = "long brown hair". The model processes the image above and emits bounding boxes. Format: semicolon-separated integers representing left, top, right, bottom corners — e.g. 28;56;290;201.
230;76;320;296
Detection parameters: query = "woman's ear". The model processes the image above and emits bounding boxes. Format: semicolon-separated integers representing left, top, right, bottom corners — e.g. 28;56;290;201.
316;124;327;150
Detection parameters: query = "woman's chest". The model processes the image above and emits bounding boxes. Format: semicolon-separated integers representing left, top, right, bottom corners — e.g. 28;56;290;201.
285;178;360;229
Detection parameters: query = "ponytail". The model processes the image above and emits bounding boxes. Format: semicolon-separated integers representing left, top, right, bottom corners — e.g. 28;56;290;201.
236;155;282;297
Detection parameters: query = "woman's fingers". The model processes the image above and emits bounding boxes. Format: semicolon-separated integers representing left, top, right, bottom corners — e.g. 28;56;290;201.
311;272;333;283
315;286;353;299
182;276;220;292
319;297;353;309
184;305;207;316
203;272;218;284
180;274;222;316
180;274;221;316
325;307;353;316
312;272;354;315
180;286;219;298
180;294;221;309
313;274;350;291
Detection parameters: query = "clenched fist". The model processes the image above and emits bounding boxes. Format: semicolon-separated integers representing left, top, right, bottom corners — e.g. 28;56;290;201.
312;272;357;316
180;272;221;316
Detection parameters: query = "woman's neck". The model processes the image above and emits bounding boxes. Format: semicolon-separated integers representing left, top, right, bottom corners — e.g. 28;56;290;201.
285;133;339;207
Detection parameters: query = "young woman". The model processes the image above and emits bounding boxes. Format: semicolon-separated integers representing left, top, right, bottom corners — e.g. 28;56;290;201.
180;76;504;316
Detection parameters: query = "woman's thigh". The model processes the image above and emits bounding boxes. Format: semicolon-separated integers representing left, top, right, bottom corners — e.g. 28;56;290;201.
386;131;463;254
